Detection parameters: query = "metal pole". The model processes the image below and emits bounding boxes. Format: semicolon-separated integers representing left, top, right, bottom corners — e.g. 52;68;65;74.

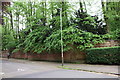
60;8;64;66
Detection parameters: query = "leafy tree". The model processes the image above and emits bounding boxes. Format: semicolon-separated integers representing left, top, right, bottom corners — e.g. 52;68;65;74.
102;1;120;33
16;26;104;54
45;27;105;52
22;26;50;53
49;2;71;31
3;1;119;56
70;10;107;34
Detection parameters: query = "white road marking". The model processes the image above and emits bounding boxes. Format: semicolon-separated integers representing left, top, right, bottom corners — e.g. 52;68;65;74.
0;72;5;75
17;69;25;71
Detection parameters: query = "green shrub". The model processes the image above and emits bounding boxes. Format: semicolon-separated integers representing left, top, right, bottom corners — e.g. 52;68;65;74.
1;26;17;51
86;46;120;65
110;29;120;40
12;49;20;53
102;29;120;40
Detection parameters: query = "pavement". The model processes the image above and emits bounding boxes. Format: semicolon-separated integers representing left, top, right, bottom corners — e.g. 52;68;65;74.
64;63;119;75
0;58;119;78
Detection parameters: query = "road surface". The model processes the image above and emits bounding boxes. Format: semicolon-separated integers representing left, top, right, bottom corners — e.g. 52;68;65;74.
0;59;118;78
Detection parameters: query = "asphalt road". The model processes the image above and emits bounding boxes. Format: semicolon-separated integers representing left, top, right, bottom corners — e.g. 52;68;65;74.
0;59;118;78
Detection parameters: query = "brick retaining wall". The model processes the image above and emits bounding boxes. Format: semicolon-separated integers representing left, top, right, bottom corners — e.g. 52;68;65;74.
1;50;8;58
1;40;119;63
95;40;120;48
11;50;86;63
2;50;85;63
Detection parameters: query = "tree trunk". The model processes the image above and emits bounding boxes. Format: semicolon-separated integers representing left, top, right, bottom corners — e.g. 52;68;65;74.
101;1;110;33
83;0;87;13
79;0;84;13
10;11;13;30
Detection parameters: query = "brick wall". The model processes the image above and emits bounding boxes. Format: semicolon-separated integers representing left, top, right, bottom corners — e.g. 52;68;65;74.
1;50;8;58
12;51;28;59
0;1;11;25
11;50;86;63
95;40;120;48
1;49;85;63
1;40;119;63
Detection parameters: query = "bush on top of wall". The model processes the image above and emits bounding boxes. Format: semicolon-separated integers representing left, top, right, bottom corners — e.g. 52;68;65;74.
86;46;120;65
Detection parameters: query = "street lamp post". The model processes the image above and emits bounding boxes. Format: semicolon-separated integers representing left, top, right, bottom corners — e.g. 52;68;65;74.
60;8;64;66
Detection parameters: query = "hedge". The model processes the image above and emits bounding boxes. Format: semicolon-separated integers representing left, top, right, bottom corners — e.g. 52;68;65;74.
86;46;120;65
